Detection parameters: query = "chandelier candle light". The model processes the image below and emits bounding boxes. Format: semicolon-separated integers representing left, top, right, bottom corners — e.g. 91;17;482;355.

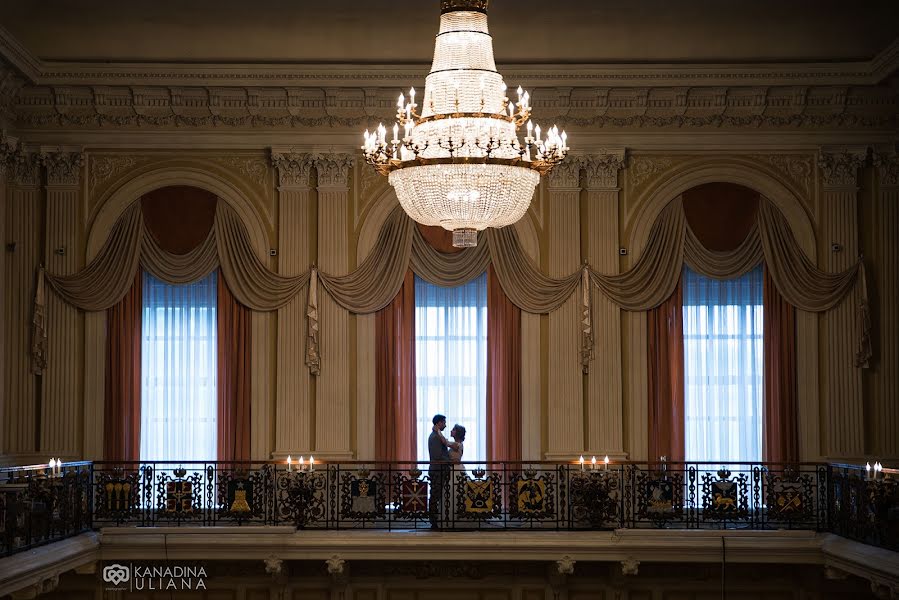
361;0;569;247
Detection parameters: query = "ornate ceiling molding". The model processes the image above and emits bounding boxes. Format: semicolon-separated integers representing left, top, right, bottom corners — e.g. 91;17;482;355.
7;83;896;133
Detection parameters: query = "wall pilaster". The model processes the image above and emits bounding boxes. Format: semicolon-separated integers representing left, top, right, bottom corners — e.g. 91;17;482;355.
313;154;354;460
583;151;626;459
39;149;84;459
544;161;584;460
0;134;14;460
817;148;866;459
869;152;899;458
272;151;314;459
4;151;41;460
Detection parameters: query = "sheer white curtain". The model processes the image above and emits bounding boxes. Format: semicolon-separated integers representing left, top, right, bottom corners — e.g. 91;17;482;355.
682;265;763;464
415;272;488;466
140;271;218;463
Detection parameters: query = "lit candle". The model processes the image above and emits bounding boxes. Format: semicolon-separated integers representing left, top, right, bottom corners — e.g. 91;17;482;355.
310;456;315;472
397;93;404;110
604;455;609;471
866;461;872;480
579;455;585;471
287;455;292;472
299;456;305;472
393;123;399;143
508;101;515;117
561;130;568;149
409;87;415;106
535;124;541;142
875;461;883;480
48;458;55;476
526;120;533;140
591;456;596;471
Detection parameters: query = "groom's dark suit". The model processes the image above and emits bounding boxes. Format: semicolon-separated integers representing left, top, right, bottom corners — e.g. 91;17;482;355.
428;429;450;527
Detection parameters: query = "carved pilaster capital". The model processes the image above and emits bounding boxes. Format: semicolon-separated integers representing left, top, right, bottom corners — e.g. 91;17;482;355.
11;151;40;186
41;150;84;186
547;158;582;190
584;150;626;190
0;132;18;177
873;152;899;188
313;153;355;189
271;150;313;189
817;148;866;189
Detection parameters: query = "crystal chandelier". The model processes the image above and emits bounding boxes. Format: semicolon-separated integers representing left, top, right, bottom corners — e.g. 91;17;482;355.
361;0;569;247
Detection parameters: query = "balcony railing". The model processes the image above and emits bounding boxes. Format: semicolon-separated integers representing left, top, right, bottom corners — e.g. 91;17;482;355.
1;460;896;557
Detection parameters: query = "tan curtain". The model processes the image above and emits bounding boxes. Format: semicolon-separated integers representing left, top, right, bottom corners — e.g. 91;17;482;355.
486;265;522;462
104;271;142;462
46;203;143;311
214;202;309;310
317;206;413;313
411;225;489;287
763;266;798;464
487;225;580;312
375;269;417;464
588;199;686;311
140;226;218;284
647;277;685;463
217;270;252;462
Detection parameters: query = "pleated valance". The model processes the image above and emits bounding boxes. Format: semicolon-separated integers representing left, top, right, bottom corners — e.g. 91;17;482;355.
32;193;871;375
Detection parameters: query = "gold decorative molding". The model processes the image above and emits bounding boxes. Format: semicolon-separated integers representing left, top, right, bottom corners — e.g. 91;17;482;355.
210;156;269;187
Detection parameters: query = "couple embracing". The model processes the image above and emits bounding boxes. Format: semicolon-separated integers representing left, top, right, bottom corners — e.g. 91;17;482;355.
427;414;466;529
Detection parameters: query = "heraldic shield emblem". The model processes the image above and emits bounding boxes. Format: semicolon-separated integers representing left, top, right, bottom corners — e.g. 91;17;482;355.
351;478;378;514
165;481;193;513
400;480;428;514
227;479;253;513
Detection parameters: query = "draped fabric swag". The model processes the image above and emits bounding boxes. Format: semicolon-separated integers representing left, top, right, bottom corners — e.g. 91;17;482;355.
35;192;871;374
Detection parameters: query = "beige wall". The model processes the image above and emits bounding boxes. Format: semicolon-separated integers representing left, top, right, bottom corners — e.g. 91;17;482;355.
2;145;897;465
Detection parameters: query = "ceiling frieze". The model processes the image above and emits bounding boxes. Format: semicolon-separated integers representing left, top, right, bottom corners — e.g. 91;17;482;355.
5;82;896;133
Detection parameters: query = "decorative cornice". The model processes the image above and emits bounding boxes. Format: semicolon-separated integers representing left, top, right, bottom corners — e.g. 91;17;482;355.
40;150;83;186
8;83;897;133
87;155;149;195
818;148;867;188
583;151;627;190
547;160;581;190
270;151;313;189
873;152;899;188
314;153;354;189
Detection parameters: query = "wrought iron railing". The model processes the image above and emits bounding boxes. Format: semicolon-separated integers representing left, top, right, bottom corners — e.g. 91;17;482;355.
1;460;896;557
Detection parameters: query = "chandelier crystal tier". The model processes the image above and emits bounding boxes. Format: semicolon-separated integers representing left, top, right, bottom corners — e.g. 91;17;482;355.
361;0;569;247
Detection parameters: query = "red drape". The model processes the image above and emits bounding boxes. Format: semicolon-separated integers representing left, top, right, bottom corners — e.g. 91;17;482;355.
486;265;522;462
217;270;252;462
763;266;798;464
141;186;217;254
647;277;685;462
375;269;418;463
104;271;143;462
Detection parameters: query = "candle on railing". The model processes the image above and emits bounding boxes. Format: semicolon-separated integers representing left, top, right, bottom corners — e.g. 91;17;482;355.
874;461;883;480
287;455;292;472
299;456;305;472
604;455;610;472
579;455;585;471
310;456;315;473
57;459;62;477
591;456;596;471
48;458;55;477
866;461;872;480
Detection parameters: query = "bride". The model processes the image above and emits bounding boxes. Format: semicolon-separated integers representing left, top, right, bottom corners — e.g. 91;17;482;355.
448;424;466;467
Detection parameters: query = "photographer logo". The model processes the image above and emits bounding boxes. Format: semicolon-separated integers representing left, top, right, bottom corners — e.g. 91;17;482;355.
102;564;130;587
101;562;207;591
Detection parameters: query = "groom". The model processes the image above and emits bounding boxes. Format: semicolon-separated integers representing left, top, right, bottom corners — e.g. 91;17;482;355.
428;414;451;529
